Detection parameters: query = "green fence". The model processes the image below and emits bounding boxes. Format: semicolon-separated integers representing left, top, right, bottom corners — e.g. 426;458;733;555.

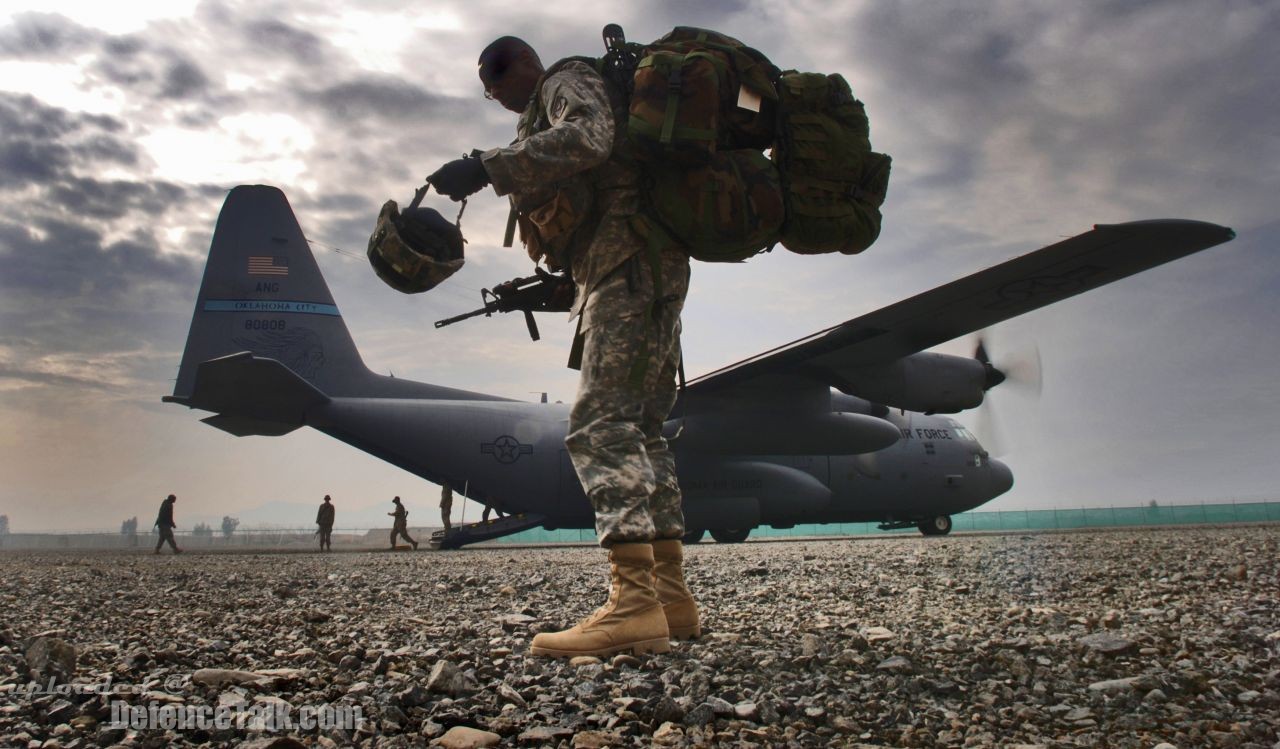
495;501;1280;544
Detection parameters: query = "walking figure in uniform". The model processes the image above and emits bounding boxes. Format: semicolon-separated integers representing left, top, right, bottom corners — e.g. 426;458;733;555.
427;35;700;657
316;495;335;551
153;494;182;555
440;485;453;533
388;496;418;550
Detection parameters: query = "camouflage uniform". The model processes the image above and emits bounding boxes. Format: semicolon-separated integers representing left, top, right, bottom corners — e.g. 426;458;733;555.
481;61;689;546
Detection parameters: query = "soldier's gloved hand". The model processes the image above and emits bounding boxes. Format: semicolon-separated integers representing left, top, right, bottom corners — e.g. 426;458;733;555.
427;155;491;201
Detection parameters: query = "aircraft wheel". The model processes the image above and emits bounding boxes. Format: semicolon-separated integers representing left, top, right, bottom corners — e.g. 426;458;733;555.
918;515;953;536
682;529;706;545
710;528;751;544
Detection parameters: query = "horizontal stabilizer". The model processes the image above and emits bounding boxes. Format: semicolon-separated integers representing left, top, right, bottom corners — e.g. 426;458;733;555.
199;414;302;437
163;352;329;434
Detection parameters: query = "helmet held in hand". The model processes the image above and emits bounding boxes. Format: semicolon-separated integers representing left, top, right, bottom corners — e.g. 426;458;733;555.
367;200;465;294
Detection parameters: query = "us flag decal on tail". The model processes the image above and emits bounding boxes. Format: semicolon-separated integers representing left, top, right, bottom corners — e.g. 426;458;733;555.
248;256;289;276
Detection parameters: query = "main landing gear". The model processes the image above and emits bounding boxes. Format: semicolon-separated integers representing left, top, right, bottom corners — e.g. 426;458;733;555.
681;528;752;544
917;515;953;536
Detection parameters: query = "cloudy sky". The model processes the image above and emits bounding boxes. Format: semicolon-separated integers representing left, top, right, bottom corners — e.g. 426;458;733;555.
1;1;1277;532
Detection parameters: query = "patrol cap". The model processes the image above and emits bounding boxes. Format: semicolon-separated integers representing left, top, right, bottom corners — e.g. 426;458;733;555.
367;200;465;294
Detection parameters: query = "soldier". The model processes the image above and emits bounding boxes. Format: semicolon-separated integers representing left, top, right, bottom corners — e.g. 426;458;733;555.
153;494;182;555
388;496;418;550
481;504;506;523
440;485;453;533
426;36;699;657
316;495;335;551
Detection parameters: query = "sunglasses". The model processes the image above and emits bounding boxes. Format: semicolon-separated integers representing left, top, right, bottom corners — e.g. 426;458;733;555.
479;54;514;100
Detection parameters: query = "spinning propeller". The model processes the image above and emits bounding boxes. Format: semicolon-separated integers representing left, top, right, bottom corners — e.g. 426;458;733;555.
972;335;1042;456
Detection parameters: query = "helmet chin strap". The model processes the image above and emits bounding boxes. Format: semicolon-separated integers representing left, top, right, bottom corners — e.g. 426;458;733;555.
417;176;469;232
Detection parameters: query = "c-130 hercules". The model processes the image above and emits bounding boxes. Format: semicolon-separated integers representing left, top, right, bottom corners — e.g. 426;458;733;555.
165;186;1234;546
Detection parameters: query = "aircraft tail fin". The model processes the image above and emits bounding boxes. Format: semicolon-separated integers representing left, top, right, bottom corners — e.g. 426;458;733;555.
164;351;327;436
170;185;372;401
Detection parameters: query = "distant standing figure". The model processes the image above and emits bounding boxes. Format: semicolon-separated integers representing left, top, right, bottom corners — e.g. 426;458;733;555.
316;495;335;551
388;496;417;550
481;504;506;523
440;485;453;533
153;494;182;555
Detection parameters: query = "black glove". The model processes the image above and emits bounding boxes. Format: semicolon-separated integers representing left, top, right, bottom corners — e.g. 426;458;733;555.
428;155;491;201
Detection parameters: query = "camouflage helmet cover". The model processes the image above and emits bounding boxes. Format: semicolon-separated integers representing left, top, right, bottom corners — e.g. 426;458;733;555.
367;200;466;294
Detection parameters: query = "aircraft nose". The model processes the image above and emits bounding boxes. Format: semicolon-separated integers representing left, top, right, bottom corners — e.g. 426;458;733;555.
987;458;1014;496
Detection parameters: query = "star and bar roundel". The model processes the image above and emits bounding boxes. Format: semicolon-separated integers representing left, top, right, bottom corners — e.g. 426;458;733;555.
481;435;534;464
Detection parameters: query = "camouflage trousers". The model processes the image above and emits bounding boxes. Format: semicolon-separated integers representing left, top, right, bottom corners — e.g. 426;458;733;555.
566;241;690;547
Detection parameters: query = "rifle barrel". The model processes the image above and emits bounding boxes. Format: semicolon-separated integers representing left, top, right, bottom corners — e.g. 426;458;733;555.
434;305;496;328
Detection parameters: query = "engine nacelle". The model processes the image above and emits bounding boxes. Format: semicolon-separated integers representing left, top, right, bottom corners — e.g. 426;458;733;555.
842;352;987;413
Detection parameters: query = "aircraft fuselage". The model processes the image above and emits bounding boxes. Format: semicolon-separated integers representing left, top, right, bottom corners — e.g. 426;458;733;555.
305;396;1010;533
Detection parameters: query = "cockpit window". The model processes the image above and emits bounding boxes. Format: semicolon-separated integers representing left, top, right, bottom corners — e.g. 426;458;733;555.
953;427;976;441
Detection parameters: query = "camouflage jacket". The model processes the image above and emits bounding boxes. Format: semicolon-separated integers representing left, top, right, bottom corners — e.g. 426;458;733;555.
316;503;334;526
481;60;644;319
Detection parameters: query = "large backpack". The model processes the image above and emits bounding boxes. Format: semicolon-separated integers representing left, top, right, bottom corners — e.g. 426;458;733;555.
771;71;891;255
589;26;783;263
552;25;891;262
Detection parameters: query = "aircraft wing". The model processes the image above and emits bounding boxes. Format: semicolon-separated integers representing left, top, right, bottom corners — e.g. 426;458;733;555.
686;219;1235;394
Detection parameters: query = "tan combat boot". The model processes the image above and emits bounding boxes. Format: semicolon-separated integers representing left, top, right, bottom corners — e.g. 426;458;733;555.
652;538;701;640
530;543;671;658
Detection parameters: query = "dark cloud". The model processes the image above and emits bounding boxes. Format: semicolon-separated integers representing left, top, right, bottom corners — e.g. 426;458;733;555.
0;12;98;59
160;59;210;99
853;4;1035;121
0;137;70;186
310;192;378;213
0;215;195;298
48;178;193;222
91;38;211;103
0;86;209;371
243;19;330;64
0;94;135;189
103;35;144;57
305;75;472;126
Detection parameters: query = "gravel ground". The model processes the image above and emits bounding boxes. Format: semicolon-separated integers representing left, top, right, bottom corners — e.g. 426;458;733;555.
1;526;1278;749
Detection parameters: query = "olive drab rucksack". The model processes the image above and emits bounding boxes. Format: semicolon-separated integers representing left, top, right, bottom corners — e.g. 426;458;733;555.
624;26;780;160
606;26;785;263
545;25;891;263
771;71;892;255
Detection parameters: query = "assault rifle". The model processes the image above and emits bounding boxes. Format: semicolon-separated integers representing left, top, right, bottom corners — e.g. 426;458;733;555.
434;268;574;341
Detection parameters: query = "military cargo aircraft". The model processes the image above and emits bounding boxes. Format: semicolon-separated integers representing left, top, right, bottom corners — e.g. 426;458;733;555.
164;185;1234;545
